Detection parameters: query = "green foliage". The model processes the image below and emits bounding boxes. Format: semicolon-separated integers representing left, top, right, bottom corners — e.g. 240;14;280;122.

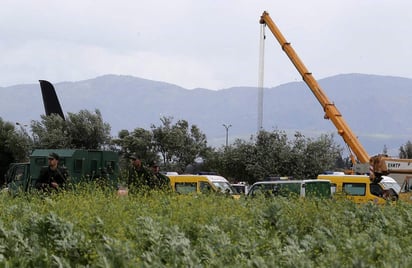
115;116;211;172
67;109;111;149
113;127;156;170
399;141;412;159
0;118;33;183
0;118;32;161
212;138;256;182
0;187;412;267
1;112;348;182
213;130;342;183
31;114;70;148
31;109;111;149
151;116;209;172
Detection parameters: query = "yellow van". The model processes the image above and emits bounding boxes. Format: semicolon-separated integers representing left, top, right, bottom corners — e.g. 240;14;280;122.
317;174;400;204
168;174;240;198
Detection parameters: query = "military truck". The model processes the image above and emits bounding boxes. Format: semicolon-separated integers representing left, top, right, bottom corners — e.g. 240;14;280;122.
3;149;119;193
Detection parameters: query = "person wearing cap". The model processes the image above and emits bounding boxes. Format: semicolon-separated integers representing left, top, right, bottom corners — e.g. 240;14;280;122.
35;152;68;192
148;161;171;191
127;154;151;191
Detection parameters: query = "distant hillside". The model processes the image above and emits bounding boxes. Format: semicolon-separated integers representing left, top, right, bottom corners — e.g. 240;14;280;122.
1;73;411;156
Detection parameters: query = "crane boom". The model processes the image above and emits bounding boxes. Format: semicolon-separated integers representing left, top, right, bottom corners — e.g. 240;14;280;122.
259;11;370;164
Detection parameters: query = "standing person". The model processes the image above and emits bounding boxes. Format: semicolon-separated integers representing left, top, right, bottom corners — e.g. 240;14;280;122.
35;152;68;192
149;161;171;191
127;154;151;191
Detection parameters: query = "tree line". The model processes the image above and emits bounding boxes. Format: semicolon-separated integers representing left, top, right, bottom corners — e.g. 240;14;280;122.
2;109;412;184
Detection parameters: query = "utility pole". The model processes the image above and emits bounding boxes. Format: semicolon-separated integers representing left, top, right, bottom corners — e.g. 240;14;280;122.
222;124;232;147
257;22;265;131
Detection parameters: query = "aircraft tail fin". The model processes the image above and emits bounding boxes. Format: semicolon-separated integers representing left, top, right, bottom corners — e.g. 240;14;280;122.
39;80;65;120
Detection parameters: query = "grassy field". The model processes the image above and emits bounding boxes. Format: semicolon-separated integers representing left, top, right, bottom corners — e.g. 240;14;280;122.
1;185;412;267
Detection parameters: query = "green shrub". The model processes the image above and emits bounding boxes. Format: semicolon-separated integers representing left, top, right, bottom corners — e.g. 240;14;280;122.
0;186;412;267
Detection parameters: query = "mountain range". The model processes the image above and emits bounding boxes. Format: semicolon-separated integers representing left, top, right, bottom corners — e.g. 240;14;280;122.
1;73;411;157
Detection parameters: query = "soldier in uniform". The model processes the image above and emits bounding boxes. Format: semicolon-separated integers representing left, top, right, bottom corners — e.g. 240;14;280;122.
148;161;171;191
127;154;151;191
35;152;68;192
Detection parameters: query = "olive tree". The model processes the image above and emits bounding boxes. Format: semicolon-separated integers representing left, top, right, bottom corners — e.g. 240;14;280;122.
113;128;157;170
208;138;256;183
212;130;342;184
151;116;209;172
31;114;71;148
113;117;209;173
67;109;111;149
31;109;112;149
0;118;33;183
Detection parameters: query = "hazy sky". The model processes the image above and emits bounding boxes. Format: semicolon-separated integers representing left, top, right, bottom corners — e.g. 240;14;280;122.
1;1;411;89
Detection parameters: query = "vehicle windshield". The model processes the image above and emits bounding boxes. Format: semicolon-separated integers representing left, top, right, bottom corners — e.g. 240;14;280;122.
212;181;236;194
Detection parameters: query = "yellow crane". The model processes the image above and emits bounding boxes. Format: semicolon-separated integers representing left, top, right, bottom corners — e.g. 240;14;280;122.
259;11;369;166
259;11;412;190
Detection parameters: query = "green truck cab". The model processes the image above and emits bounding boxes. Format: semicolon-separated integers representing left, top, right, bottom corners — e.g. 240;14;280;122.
4;149;119;193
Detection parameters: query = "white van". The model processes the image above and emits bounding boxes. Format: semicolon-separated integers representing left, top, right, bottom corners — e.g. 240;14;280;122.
247;179;332;198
